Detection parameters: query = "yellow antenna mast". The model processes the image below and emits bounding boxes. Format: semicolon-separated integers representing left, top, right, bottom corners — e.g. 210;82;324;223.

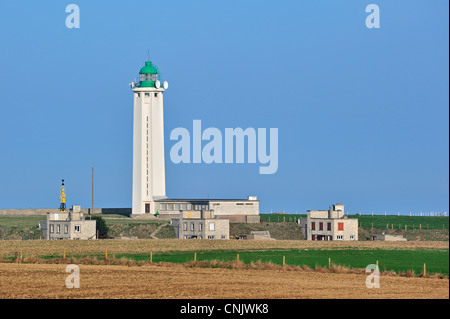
59;179;67;212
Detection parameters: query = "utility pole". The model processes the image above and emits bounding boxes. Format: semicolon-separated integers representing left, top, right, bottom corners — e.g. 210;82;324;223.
91;167;94;218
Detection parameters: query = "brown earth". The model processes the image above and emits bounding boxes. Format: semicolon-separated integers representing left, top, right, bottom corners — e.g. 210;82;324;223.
0;262;447;299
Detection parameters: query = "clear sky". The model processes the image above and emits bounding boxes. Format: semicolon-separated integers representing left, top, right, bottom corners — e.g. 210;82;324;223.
0;1;448;214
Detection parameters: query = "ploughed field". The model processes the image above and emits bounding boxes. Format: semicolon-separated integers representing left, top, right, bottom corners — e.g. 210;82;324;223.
0;240;448;299
0;262;448;299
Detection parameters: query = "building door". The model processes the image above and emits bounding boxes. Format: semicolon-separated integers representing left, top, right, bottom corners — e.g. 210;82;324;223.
312;235;316;241
145;203;150;213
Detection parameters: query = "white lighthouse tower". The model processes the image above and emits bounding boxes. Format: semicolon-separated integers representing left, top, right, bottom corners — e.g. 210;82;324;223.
131;61;168;215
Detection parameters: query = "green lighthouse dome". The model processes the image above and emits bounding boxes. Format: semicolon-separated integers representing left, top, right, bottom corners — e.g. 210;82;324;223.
137;61;159;87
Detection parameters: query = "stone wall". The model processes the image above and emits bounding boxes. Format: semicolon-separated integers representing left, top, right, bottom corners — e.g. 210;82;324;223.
0;208;131;217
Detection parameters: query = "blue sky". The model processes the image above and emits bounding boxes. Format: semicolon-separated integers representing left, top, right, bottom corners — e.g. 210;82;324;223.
0;1;448;214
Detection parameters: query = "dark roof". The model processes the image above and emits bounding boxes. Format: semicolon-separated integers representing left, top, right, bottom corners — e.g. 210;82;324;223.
154;198;259;202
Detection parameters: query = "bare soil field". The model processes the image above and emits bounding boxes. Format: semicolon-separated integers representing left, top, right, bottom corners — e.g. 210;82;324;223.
0;262;447;299
0;239;447;259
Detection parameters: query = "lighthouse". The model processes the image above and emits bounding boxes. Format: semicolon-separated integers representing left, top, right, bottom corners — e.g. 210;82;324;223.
131;61;168;215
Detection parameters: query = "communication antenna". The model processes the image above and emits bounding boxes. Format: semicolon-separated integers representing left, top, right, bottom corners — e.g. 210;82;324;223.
59;179;67;212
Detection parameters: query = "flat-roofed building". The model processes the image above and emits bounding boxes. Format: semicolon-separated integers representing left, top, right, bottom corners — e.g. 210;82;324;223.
299;204;358;241
40;207;96;240
172;210;229;240
152;196;260;223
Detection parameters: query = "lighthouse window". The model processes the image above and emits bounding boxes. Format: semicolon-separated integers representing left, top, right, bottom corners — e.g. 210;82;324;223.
154;93;158;97
140;73;158;82
145;93;149;97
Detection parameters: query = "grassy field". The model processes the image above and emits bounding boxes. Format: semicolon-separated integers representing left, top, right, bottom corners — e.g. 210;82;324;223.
260;214;449;230
107;248;449;276
1;215;448;241
0;239;448;276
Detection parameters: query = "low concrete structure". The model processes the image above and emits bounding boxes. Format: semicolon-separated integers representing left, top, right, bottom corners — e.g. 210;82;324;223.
246;231;275;240
39;209;96;240
370;234;407;241
171;210;229;240
1;208;130;217
299;204;358;241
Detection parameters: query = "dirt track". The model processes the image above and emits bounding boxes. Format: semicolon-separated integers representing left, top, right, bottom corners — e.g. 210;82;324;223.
0;263;447;299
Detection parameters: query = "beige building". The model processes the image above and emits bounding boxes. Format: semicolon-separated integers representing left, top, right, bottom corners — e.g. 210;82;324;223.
154;197;260;223
172;210;229;240
40;207;96;240
299;204;358;241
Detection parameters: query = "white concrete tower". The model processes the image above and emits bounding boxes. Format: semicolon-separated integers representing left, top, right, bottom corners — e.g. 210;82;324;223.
131;61;168;215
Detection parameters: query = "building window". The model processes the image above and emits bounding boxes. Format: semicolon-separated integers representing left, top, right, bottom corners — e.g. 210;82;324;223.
145;93;149;97
319;222;323;231
167;204;173;210
154;93;158;97
350;235;355;240
336;235;343;240
338;223;344;231
64;225;68;234
174;204;180;210
183;222;187;231
187;204;192;210
221;235;227;239
327;222;331;231
74;225;81;232
199;223;203;231
137;93;140;97
209;222;215;231
181;204;187;210
160;204;166;211
50;224;54;233
312;234;316;241
208;235;215;240
311;222;315;230
57;224;61;233
190;223;195;231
